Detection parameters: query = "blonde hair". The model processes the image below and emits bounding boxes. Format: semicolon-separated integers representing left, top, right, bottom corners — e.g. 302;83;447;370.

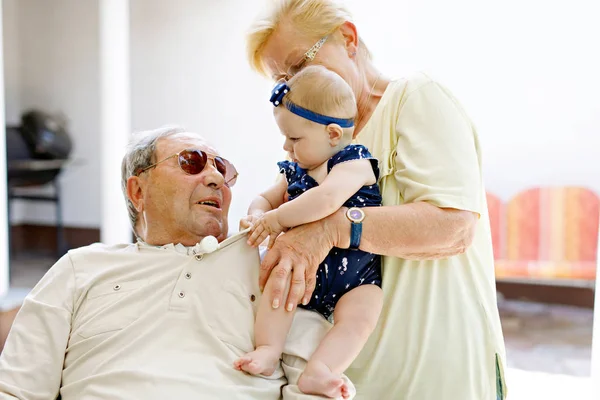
283;65;357;122
247;0;371;76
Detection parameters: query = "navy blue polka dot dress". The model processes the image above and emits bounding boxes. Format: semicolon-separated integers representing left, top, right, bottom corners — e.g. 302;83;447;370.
277;144;382;320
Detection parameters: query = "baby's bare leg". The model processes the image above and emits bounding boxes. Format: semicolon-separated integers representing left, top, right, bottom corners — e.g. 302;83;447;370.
298;285;383;399
234;275;295;376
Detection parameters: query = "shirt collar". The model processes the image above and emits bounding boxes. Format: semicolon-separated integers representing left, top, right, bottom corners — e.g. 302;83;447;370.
135;229;251;256
136;240;199;256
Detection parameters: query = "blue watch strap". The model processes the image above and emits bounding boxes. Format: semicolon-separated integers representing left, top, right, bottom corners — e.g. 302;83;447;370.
349;221;362;250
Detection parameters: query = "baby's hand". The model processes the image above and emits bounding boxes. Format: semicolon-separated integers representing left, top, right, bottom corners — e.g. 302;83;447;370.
239;214;262;231
247;210;285;249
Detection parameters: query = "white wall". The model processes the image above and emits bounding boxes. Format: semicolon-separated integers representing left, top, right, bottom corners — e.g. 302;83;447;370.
3;0;599;230
3;0;26;223
344;0;600;200
2;0;19;125
1;0;10;295
130;0;281;229
4;0;101;227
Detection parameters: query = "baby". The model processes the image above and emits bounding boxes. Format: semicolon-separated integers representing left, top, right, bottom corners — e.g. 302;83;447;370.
234;66;383;399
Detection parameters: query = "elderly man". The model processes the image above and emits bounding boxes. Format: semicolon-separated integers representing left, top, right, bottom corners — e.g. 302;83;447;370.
0;127;355;400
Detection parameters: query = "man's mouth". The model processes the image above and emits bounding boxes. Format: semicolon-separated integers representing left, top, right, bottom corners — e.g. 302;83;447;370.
196;200;220;208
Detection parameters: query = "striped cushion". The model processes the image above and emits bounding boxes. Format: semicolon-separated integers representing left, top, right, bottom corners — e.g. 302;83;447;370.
492;187;599;280
495;260;597;280
486;192;505;260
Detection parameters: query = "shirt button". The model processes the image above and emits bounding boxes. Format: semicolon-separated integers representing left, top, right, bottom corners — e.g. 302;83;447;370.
185;272;192;279
250;294;256;302
194;254;203;261
178;291;185;298
113;284;121;291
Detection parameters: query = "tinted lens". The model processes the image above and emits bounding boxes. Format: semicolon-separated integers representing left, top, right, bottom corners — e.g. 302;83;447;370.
179;150;237;186
178;150;207;174
213;156;227;176
218;157;238;187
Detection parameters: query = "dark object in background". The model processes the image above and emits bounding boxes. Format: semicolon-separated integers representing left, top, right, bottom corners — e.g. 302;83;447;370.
19;110;73;160
6;110;73;187
5;110;74;258
6;126;63;187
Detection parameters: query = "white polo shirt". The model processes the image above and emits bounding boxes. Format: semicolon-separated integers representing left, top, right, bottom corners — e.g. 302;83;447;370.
0;232;355;400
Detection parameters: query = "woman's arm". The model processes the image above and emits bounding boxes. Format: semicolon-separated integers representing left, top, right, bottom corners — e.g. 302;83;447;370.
259;204;477;311
328;203;478;259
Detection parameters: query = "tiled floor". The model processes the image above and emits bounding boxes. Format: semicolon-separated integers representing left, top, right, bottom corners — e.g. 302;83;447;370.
4;254;597;399
499;296;593;376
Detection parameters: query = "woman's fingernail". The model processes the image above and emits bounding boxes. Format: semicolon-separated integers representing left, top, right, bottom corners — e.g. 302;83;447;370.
286;303;293;311
302;297;309;305
272;299;279;309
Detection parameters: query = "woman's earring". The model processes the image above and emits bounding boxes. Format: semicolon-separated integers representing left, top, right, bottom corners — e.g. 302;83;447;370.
350;51;357;57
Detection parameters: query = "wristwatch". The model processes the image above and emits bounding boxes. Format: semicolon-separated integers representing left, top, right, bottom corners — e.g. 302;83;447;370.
346;207;365;250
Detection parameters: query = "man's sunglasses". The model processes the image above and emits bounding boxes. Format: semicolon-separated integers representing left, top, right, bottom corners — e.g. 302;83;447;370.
135;149;238;187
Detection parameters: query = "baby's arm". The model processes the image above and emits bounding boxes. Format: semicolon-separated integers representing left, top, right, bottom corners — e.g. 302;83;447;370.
276;159;376;228
240;176;288;230
253;175;289;214
245;177;291;247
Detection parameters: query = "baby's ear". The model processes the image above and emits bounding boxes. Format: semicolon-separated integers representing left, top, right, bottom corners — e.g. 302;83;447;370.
326;124;343;146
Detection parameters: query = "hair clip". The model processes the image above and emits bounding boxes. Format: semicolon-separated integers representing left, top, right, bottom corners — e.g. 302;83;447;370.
305;36;328;61
269;82;290;107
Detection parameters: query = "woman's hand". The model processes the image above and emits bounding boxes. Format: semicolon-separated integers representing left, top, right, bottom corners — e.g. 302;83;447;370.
259;209;346;312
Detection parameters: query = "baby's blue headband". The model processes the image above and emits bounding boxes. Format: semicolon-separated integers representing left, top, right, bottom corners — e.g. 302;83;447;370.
269;82;354;128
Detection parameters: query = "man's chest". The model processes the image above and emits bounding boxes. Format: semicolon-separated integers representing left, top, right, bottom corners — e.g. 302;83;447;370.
65;240;262;373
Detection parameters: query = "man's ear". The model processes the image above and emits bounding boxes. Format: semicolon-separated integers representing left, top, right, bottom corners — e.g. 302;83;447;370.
127;176;145;212
326;124;344;146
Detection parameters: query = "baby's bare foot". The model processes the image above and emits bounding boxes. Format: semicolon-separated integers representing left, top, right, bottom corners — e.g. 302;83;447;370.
233;346;280;376
298;361;348;398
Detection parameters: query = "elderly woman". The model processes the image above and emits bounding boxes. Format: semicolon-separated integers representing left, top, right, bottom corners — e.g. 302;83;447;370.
245;1;506;400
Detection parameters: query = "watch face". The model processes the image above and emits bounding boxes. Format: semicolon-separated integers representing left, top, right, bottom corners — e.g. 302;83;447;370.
348;208;365;222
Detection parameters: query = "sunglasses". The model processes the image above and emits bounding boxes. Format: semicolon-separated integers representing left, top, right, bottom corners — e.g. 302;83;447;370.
136;149;238;187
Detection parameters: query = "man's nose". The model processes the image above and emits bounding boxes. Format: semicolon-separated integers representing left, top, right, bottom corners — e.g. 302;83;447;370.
200;160;225;189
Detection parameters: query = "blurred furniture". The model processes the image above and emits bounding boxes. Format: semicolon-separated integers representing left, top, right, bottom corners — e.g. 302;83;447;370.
5;111;73;258
488;187;599;287
487;191;505;264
